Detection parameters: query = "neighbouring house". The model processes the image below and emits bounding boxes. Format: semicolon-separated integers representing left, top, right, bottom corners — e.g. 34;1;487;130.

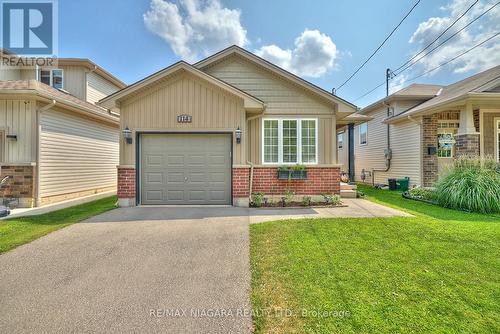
0;56;126;207
99;46;358;207
338;65;500;187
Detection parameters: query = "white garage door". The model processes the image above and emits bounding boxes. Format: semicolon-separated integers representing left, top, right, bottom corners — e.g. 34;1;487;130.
140;134;232;205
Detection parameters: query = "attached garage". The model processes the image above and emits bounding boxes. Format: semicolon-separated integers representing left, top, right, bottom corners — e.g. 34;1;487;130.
100;47;354;208
139;133;232;205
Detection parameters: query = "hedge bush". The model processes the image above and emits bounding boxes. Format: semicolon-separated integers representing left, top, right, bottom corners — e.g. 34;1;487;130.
434;156;500;213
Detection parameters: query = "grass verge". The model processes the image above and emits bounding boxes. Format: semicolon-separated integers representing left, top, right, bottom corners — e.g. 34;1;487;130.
0;196;117;254
250;185;500;333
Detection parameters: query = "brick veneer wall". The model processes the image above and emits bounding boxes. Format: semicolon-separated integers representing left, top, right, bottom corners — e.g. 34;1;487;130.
0;165;35;207
455;134;480;156
422;114;439;187
232;167;250;198
117;167;136;199
251;167;340;195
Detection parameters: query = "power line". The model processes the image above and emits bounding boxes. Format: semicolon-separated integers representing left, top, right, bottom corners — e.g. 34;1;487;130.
336;0;421;91
394;0;500;76
402;32;500;83
353;81;385;102
352;31;500;102
393;0;479;73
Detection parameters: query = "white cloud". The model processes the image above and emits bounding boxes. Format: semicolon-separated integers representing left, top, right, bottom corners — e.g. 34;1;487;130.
407;0;500;76
255;29;338;78
144;0;247;62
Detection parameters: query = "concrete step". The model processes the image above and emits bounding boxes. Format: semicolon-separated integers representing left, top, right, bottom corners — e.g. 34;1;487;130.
340;189;357;198
340;183;357;190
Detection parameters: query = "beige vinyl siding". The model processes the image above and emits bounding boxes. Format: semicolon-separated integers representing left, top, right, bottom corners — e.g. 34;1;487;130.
1;69;21;80
120;72;246;165
39;108;119;198
204;56;334;115
482;110;500;157
59;65;86;100
337;126;349;171
87;71;121;104
204;56;337;164
354;106;421;186
0;99;37;163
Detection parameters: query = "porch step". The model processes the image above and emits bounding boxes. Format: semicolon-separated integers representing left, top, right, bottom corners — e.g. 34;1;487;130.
340;189;357;198
340;183;357;191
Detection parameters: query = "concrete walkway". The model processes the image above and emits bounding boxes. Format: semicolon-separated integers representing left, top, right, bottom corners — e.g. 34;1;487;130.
3;190;116;220
0;199;408;333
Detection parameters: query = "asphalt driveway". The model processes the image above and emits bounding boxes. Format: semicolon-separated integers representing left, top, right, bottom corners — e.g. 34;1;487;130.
0;202;408;333
0;208;253;334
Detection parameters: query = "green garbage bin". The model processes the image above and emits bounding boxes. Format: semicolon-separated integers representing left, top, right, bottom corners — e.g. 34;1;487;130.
397;177;410;191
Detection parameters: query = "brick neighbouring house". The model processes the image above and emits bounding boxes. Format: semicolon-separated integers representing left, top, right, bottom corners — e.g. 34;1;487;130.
339;65;500;188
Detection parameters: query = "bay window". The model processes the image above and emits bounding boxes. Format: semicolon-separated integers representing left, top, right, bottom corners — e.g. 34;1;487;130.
262;118;317;164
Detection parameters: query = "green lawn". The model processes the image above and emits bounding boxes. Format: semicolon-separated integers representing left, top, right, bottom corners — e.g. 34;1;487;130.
250;185;500;333
0;196;117;254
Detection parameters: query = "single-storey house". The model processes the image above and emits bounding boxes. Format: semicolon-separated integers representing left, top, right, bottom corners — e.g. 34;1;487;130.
337;65;500;187
100;46;358;207
0;56;126;207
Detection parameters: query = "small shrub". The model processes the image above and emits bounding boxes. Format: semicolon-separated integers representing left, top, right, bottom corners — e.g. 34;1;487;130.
322;193;342;205
434;156;500;213
252;192;265;207
283;190;294;205
292;164;306;172
301;196;312;207
408;186;435;201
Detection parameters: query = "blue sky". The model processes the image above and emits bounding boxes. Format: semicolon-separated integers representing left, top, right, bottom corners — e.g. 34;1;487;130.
59;0;499;107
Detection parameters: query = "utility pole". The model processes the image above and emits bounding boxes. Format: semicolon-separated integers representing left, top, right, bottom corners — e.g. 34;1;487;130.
386;68;395;97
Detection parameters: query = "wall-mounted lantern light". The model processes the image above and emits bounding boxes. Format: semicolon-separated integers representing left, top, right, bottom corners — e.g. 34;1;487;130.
123;127;132;144
235;127;242;144
6;134;17;141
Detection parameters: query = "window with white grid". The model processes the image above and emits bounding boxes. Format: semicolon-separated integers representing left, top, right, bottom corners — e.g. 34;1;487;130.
301;120;316;163
263;120;279;163
262;119;317;164
282;120;298;163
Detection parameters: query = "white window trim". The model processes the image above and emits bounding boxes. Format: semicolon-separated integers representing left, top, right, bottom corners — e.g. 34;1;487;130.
359;123;368;146
40;69;64;89
437;132;455;159
262;117;318;165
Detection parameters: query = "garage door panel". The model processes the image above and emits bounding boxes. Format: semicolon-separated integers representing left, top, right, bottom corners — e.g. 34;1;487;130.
167;155;184;166
146;172;163;183
145;190;163;201
140;134;231;205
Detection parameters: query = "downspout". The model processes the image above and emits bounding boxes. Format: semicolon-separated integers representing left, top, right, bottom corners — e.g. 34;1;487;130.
245;113;264;203
371;68;393;186
36;100;56;207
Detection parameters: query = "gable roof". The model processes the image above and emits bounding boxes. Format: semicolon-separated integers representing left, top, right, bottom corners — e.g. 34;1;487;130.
0;50;126;89
57;58;126;89
386;65;500;123
99;61;265;112
194;45;357;117
0;80;118;123
360;84;443;115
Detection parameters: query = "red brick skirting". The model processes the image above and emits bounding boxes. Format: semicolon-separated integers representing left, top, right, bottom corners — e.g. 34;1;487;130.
232;167;250;198
0;165;35;198
117;167;136;199
232;166;340;198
